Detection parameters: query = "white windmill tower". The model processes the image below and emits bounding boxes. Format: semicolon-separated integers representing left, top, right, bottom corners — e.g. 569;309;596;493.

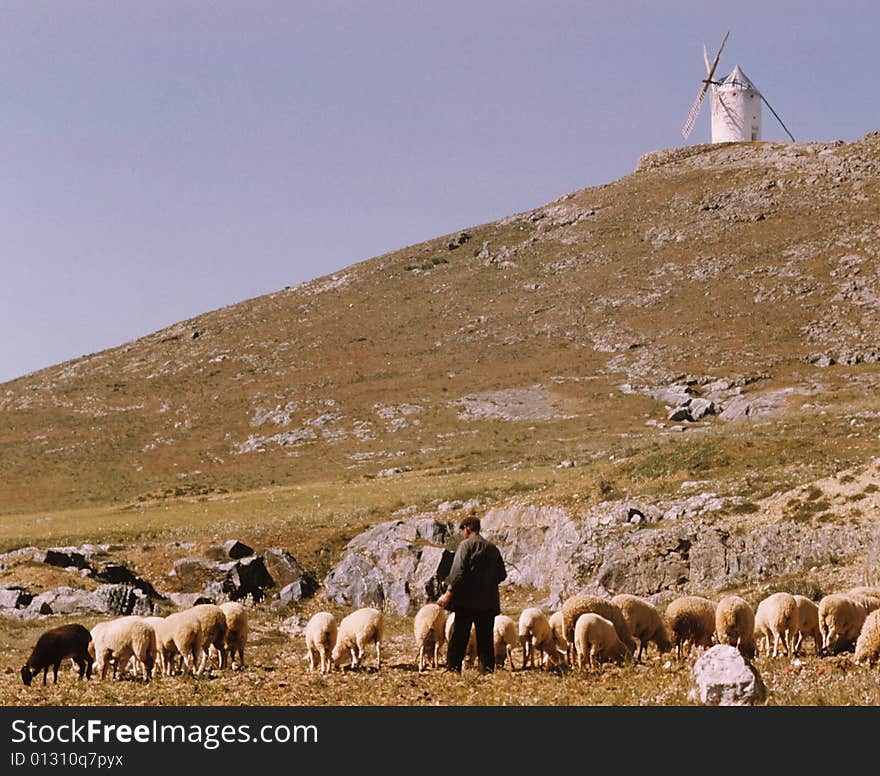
681;31;794;144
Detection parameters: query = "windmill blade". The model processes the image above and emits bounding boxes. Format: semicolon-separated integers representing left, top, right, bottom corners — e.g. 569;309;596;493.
761;94;796;142
705;30;730;85
703;45;711;77
681;83;709;140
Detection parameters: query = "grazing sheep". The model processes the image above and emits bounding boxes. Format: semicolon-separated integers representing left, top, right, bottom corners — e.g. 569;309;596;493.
493;614;518;671
548;610;572;666
854;609;880;666
755;592;799;658
332;607;384;670
158;609;205;675
664;596;717;659
220;601;249;670
561;594;637;659
792;595;821;656
304;612;338;674
518;607;560;669
818;594;872;655
413;603;447;672
189;603;229;672
21;623;93;687
444;612;476;668
846;587;880;612
141;616;174;676
573;613;631;669
611;594;672;663
90;616;157;682
714;595;756;660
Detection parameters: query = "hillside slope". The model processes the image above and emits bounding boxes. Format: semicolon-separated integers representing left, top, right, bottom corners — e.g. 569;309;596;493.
3;133;880;516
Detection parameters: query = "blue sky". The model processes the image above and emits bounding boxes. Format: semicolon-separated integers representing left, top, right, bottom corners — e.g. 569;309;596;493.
1;1;876;383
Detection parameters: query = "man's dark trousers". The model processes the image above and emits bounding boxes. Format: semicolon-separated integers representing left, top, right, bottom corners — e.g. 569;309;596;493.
447;608;495;673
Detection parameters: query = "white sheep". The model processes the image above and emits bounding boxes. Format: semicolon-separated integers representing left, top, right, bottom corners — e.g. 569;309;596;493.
714;595;756;660
560;594;636;658
573;613;631;669
518;607;559;669
413;603;447;672
89;616;157;682
792;595;821;656
332;607;384;670
141;616;173;676
548;610;572;667
754;592;799;658
493;614;518;671
444;612;477;669
854;609;880;666
664;596;717;659
157;609;205;675
304;612;338;674
189;603;229;673
611;594;672;663
220;601;249;670
818;593;872;654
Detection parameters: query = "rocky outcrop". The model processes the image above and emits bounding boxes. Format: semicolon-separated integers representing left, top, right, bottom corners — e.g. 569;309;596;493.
322;517;455;615
688;644;766;706
26;584;153;617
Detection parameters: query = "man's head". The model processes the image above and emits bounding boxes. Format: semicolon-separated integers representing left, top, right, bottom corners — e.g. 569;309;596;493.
458;514;481;537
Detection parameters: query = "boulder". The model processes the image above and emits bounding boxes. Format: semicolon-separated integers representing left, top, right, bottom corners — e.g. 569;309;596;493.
0;585;32;609
223;556;275;603
169;557;227;588
322;517;455;615
261;548;318;596
25;584;153;617
169;592;216;608
688;644;766;706
34;548;91;571
94;563;164;599
223;539;254;560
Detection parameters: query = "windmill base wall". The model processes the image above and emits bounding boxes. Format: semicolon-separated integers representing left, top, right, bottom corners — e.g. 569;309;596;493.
711;91;762;143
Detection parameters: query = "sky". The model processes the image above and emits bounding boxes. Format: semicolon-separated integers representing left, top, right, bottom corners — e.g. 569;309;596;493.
1;0;877;384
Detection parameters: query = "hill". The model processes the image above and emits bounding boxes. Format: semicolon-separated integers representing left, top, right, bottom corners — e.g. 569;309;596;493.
3;133;880;570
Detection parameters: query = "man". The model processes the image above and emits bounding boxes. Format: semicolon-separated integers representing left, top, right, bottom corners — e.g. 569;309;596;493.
437;513;507;673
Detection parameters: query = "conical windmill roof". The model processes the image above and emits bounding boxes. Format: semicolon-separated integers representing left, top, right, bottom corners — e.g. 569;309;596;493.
719;65;760;94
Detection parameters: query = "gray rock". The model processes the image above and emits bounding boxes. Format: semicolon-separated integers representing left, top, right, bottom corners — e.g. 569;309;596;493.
169;592;216;608
223;540;254;559
0;585;32;609
688;398;716;420
667;405;692;422
261;549;317;596
277;581;311;603
25;584;153;617
169;557;227;588
223;556;275;603
94;563;163;600
689;645;766;706
322;517;455;615
34;548;91;571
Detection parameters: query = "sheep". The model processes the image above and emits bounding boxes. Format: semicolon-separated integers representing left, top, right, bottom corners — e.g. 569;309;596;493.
158;609;205;675
413;603;447;672
332;607;384;670
140;616;175;676
573;613;631;669
548;610;572;666
818;593;871;655
847;587;880;611
493;614;518;671
518;607;560;669
304;611;338;674
444;612;476;669
220;601;249;670
303;612;338;674
21;623;93;686
854;609;880;666
189;603;229;673
754;592;799;658
89;616;157;682
611;594;672;663
792;595;821;656
714;594;756;660
560;594;637;661
664;596;717;659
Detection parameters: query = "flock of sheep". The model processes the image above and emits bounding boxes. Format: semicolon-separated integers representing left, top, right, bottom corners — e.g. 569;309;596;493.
19;585;880;688
305;584;880;675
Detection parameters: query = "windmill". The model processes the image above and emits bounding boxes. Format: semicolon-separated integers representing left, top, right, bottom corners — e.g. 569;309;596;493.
681;31;795;144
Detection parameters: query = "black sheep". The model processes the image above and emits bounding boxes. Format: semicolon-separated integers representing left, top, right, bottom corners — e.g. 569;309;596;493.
21;623;94;686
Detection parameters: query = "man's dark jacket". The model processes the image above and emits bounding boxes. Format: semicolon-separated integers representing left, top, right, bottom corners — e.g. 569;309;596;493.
445;532;507;615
